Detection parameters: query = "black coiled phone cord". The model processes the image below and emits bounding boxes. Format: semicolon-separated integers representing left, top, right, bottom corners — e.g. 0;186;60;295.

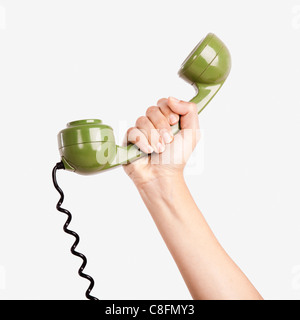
52;162;99;301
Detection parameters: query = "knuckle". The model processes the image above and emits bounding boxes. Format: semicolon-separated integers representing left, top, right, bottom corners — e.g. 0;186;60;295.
159;103;170;114
146;106;158;116
126;127;136;137
135;116;147;127
157;98;167;105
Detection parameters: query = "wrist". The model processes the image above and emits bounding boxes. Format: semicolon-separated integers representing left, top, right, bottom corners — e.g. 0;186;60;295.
135;171;186;198
136;171;197;223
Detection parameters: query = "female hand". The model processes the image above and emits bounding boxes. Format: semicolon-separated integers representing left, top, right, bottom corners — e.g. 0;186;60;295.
123;97;263;300
123;97;200;187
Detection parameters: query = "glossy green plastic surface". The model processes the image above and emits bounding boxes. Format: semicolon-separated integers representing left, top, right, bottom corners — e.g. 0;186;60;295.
178;33;231;85
57;33;231;175
58;120;143;175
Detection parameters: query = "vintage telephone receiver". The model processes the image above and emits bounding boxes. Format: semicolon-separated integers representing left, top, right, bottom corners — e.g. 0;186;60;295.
52;33;231;300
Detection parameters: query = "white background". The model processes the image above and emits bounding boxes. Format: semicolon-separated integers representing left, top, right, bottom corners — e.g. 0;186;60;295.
0;0;299;300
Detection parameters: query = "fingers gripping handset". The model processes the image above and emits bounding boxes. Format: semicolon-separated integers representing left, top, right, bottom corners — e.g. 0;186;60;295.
57;33;231;175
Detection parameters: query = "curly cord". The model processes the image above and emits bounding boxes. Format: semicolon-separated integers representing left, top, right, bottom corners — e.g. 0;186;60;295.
52;162;99;301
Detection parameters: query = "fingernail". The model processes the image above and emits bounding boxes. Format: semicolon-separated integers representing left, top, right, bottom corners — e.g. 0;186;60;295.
162;132;173;144
147;145;154;154
169;114;178;125
156;142;165;153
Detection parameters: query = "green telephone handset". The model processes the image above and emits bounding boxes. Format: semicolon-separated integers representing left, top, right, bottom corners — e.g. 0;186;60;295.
57;33;231;175
58;33;231;175
52;33;232;300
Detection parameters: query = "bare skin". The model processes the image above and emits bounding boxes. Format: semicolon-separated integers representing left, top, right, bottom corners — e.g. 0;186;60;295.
123;97;263;300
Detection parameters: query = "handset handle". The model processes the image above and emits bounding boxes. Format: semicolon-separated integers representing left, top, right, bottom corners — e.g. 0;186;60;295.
170;82;224;136
108;81;225;170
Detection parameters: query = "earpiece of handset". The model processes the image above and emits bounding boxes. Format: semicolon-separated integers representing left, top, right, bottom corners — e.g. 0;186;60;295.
57;33;231;175
170;33;231;136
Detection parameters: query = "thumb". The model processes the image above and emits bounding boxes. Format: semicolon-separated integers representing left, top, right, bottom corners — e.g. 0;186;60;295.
168;97;199;130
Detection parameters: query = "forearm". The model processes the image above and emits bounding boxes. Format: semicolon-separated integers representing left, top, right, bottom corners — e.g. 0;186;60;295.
137;174;263;300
